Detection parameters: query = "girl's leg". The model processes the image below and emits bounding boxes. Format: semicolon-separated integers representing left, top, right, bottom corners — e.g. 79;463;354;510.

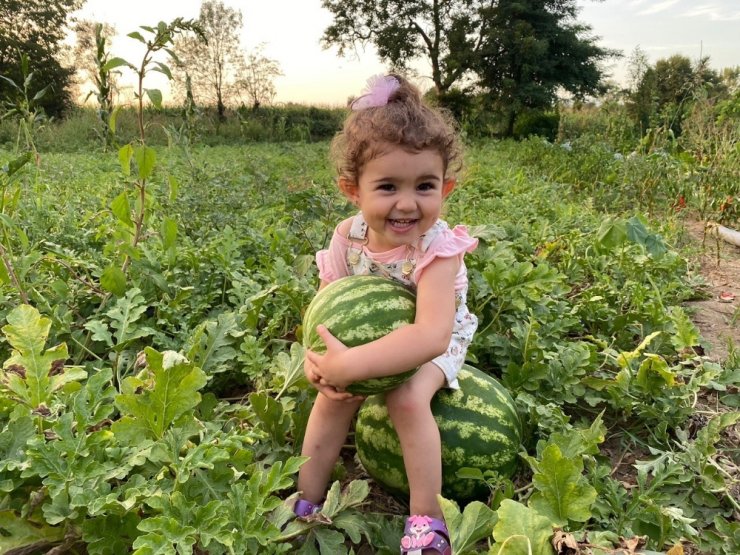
385;362;446;518
298;393;364;503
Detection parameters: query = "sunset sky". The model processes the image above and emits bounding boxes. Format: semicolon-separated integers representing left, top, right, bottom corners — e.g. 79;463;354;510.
72;0;740;106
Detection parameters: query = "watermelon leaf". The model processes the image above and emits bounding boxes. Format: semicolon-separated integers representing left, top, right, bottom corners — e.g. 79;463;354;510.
114;347;207;440
1;305;83;410
439;496;497;554
490;500;553;555
526;444;597;526
276;342;307;398
185;311;243;377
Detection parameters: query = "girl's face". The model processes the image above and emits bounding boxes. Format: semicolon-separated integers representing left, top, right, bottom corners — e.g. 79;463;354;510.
341;147;455;252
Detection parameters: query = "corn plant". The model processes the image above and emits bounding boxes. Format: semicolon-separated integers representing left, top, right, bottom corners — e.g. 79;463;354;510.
0;52;50;161
85;23;119;151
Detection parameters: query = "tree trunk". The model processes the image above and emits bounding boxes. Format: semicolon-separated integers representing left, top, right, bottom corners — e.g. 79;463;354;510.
505;110;516;137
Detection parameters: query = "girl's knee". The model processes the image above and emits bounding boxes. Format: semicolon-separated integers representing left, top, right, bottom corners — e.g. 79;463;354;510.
313;394;363;417
386;384;428;417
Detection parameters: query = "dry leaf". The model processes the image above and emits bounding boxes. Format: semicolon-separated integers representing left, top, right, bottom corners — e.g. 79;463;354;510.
552;527;580;554
616;535;646;554
665;544;684;555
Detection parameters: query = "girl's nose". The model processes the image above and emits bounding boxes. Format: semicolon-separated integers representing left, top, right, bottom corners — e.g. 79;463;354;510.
396;193;417;211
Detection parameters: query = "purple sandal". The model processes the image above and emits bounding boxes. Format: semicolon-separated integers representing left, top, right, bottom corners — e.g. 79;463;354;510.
293;498;322;517
400;515;452;554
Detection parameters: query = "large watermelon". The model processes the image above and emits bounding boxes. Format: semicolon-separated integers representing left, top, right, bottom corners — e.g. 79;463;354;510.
355;364;522;502
303;275;418;395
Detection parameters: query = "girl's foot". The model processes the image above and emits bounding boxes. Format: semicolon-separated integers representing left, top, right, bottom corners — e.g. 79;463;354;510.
293;498;322;517
400;515;451;554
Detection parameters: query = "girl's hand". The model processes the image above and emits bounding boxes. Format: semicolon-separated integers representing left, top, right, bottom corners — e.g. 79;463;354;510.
304;350;361;402
305;325;357;389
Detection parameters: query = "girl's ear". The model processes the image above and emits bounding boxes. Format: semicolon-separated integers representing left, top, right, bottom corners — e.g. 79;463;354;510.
442;177;456;198
339;177;360;204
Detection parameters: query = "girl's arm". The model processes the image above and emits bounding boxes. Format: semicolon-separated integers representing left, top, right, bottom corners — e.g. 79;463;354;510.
306;255;459;388
304;278;365;401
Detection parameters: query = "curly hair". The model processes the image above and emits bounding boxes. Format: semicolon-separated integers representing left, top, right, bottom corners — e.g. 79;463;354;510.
330;74;462;184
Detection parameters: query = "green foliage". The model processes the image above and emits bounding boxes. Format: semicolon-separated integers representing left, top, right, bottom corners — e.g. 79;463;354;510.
1;136;736;553
476;0;614;136
1;305;84;412
512;110;560;141
0;51;50;156
0;0;82;118
321;0;491;94
490;500;553;555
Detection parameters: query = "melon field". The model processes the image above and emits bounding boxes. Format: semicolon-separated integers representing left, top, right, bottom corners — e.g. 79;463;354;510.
0;136;738;554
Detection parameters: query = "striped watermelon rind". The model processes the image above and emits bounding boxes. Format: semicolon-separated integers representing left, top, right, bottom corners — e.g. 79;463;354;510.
355;364;522;501
303;275;418;395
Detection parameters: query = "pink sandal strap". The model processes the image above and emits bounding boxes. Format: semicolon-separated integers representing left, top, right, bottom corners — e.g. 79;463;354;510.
400;515;451;554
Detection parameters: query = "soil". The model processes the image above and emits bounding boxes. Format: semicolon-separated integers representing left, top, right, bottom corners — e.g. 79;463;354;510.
681;220;740;362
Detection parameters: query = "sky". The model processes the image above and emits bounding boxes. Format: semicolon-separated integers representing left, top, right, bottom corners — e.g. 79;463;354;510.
72;0;740;106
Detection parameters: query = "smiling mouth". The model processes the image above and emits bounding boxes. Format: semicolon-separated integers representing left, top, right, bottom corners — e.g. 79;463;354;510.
388;218;419;230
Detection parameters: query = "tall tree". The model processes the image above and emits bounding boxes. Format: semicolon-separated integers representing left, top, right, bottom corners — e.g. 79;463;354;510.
0;0;84;117
233;45;282;109
476;0;614;136
321;0;495;94
625;47;657;135
172;0;243;120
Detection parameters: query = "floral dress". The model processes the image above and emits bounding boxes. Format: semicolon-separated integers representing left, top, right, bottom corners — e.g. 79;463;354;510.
316;213;478;388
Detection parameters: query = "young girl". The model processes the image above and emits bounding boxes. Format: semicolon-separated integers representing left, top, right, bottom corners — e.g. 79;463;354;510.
297;74;478;555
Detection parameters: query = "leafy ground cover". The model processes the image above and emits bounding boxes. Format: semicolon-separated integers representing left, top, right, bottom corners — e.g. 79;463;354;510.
0;140;738;554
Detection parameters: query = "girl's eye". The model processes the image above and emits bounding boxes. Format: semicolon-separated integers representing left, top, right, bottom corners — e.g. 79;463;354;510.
378;183;395;191
418;182;436;191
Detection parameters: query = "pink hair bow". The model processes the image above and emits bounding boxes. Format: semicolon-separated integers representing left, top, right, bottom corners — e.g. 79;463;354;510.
351;74;400;110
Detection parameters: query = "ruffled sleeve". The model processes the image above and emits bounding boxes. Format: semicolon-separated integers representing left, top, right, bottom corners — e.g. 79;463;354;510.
413;225;478;285
316;227;351;283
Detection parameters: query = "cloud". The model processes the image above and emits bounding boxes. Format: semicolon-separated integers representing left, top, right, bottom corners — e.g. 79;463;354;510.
679;4;740;20
638;0;681;16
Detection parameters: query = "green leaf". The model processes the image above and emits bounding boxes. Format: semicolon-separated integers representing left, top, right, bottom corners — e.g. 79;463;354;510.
111;192;134;227
100;265;127;297
276;342;307;397
596;218;627;250
0;511;64;553
1;305;77;408
167;174;179;201
3;151;33;177
669;306;701;350
106;288;153;347
127;31;146;43
635;354;676;395
186;312;242;376
134;145;156;180
491;500;553;555
109;105;121;134
102;57;131;71
468;223;507;242
546;412;606;458
526;444;597;525
118;143;134;176
114;347;207;439
145;88;163;109
314;527;347;554
248;392;290;445
616;331;661;368
439;496;497;555
0;261;10;285
152;62;173;80
161;217;177;251
31;84;51;102
625;215;667;256
0;417;35;472
83;319;114;347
